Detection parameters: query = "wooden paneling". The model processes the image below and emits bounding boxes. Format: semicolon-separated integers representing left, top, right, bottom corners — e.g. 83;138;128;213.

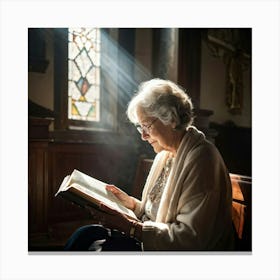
28;141;49;234
132;158;153;200
28;118;52;237
47;142;139;224
28;118;141;249
29;140;140;249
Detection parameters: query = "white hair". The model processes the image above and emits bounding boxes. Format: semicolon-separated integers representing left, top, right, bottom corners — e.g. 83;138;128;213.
127;78;194;130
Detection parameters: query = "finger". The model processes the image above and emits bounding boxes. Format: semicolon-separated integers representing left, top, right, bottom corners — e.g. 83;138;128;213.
105;185;118;193
105;184;115;189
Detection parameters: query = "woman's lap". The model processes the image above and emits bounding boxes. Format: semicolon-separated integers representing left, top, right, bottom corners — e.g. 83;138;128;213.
64;224;142;251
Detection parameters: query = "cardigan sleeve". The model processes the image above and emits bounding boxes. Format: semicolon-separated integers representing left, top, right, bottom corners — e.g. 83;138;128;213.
133;198;142;218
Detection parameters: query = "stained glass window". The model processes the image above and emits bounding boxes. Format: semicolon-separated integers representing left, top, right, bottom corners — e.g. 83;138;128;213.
68;28;101;122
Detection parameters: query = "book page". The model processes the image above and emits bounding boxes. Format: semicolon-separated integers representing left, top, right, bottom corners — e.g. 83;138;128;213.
55;175;71;195
67;170;137;219
70;183;136;218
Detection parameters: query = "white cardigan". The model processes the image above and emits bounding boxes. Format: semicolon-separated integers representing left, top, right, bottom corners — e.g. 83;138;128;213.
134;126;234;251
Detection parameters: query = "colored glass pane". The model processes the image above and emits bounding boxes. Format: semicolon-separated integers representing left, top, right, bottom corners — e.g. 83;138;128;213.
68;28;100;122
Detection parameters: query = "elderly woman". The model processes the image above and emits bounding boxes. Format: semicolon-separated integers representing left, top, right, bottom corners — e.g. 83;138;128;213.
64;78;234;251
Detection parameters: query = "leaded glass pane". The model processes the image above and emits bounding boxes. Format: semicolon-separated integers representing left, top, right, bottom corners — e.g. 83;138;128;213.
68;28;101;122
68;60;80;82
68;81;81;100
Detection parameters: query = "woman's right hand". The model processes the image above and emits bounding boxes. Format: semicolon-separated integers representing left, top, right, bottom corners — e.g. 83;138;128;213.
106;184;136;211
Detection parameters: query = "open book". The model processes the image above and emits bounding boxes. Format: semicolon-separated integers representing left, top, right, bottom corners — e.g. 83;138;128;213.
55;169;138;220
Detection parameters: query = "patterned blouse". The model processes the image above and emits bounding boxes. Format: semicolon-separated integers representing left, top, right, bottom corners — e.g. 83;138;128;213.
141;156;174;222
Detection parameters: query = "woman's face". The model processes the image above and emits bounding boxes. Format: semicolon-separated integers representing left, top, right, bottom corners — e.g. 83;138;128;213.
136;107;179;154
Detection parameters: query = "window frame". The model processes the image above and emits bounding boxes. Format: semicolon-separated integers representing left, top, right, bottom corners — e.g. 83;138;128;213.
53;28;118;134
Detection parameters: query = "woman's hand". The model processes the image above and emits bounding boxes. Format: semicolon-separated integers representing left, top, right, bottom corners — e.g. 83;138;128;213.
106;184;136;211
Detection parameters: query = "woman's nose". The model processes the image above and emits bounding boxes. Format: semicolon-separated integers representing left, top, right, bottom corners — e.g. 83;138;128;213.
141;130;149;141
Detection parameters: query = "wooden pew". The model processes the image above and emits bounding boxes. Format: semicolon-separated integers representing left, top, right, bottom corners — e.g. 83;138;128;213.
230;173;252;251
132;158;252;251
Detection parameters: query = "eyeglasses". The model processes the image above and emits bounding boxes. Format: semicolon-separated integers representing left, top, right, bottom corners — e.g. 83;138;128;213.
136;118;158;134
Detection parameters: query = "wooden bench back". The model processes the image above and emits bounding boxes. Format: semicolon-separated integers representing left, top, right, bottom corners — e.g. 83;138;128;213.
230;174;252;250
132;158;252;251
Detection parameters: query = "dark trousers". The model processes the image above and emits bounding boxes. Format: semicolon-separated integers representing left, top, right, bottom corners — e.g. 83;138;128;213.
64;224;142;251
